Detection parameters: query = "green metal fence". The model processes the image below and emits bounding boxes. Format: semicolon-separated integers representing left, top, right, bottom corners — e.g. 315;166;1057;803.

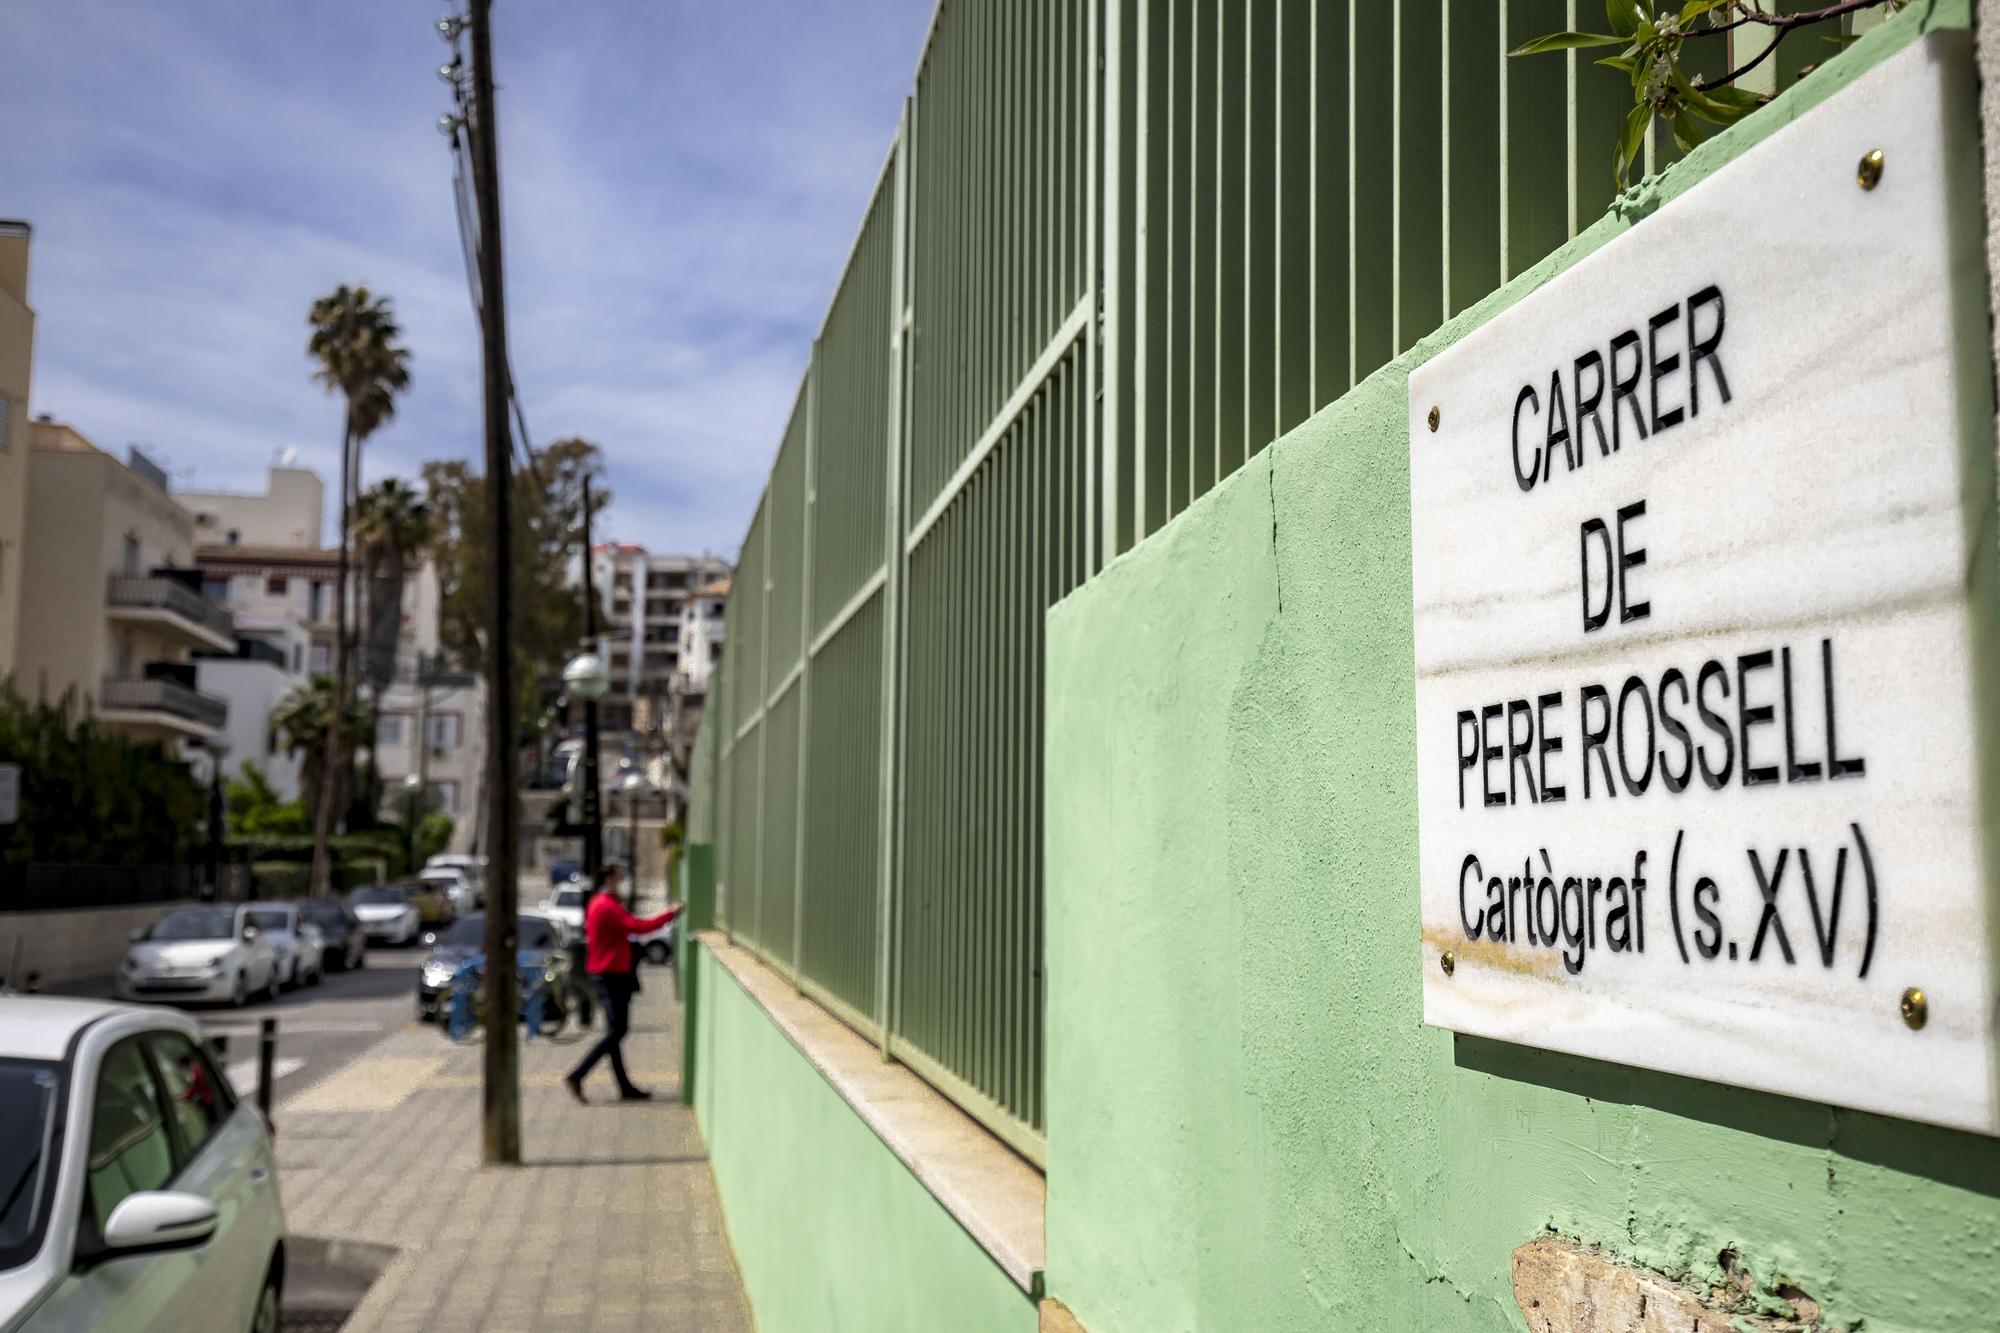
701;0;1852;1165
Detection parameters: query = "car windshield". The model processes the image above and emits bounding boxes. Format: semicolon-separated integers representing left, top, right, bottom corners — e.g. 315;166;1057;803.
0;1059;62;1271
352;886;407;906
551;888;585;908
245;908;292;933
148;907;235;941
436;916;557;952
301;901;345;926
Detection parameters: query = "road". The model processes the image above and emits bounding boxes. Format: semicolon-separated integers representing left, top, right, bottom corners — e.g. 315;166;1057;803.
53;939;431;1107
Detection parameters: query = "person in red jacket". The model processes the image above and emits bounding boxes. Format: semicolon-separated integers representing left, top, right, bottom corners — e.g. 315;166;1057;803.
564;864;682;1103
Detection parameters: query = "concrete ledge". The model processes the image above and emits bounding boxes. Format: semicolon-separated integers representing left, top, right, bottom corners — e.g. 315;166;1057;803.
697;930;1046;1294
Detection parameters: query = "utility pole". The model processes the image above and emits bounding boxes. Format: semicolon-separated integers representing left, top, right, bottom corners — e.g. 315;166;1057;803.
579;473;603;888
414;652;435;792
467;0;520;1166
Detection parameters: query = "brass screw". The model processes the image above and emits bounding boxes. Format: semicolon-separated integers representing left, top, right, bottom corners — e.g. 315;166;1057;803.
1900;986;1928;1030
1440;950;1456;977
1857;149;1884;191
1427;406;1441;433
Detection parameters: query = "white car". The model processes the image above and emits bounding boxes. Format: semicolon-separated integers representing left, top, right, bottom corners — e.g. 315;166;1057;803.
535;887;674;965
0;995;286;1332
536;885;587;935
418;867;475;916
240;905;323;991
423;854;485;908
348;885;421;946
117;906;279;1008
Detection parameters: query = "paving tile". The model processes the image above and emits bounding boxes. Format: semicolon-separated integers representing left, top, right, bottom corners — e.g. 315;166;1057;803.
272;923;752;1333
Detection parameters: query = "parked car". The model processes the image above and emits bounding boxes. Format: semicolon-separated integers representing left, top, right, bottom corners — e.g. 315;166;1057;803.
547;858;582;889
418;866;475;916
415;912;567;1023
240;905;323;991
632;914;676;967
536;884;587;936
0;995;287;1332
389;876;456;928
296;898;367;972
116;905;279;1008
424;854;486;907
349;883;421;946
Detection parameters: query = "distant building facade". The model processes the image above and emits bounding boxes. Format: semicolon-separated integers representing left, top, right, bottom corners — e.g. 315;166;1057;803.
0;223;35;675
180;463;325;550
15;421;233;744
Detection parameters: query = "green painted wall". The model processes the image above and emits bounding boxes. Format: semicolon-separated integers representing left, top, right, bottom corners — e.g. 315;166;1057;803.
690;943;1039;1333
1043;8;2000;1332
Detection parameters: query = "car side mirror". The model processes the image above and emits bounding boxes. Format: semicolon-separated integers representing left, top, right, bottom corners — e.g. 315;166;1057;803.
81;1191;219;1266
421;932;437;948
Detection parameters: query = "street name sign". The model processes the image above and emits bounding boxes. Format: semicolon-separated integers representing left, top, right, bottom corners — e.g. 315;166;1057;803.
1409;35;1999;1134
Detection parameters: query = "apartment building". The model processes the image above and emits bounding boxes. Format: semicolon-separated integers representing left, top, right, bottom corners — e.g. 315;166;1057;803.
587;544;730;739
194;489;482;850
14;421;232;743
0;223;38;672
676;575;727;697
194;617;310;799
181;461;324;550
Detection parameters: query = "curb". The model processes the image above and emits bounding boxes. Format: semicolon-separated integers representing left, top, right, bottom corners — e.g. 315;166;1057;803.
289;1235;400;1278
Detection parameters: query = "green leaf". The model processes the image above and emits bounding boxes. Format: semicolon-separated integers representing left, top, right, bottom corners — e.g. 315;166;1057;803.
1700;83;1763;109
1607;0;1643;38
1509;30;1626;56
1595;55;1639;74
1671;106;1703;155
1823;32;1861;44
1679;0;1731;22
1615;102;1650;186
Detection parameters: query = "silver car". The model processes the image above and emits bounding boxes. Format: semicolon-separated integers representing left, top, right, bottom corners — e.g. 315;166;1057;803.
116;906;279;1008
0;996;287;1332
240;906;323;991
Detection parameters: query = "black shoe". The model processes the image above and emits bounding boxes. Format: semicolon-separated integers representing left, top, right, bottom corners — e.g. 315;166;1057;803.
564;1075;587;1105
617;1086;652;1102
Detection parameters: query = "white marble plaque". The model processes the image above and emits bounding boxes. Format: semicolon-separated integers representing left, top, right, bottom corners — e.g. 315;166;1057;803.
1409;34;2000;1133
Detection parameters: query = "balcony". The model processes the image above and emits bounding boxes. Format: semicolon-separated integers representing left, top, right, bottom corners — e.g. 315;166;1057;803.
98;675;229;740
106;574;235;653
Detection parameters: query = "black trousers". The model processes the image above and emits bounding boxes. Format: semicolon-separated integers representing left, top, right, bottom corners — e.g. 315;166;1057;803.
569;971;638;1093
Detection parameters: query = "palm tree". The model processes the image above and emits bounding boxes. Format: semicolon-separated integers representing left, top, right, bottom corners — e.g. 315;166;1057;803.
271;677;375;831
354;478;435;697
307;285;411;895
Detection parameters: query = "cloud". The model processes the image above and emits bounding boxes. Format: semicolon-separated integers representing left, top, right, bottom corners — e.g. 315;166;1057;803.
0;0;934;558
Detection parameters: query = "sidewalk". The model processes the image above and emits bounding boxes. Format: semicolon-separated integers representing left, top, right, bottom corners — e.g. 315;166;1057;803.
271;956;753;1332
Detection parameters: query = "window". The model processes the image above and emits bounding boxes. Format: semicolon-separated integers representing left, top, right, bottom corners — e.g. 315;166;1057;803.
309;644;330;673
202;577;230;601
377;715;405;747
308;581;326;620
0;391;11;449
427;714;462;750
434;780;459;813
85;1040;175;1235
266;575;288;596
121;535;141;576
225;530;240;546
145;1032;231;1160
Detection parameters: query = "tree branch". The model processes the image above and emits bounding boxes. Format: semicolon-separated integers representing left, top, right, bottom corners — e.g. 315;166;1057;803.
1703;0;1883;88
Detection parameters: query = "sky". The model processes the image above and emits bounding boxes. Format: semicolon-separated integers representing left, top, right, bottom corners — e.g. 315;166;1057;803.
0;1;934;560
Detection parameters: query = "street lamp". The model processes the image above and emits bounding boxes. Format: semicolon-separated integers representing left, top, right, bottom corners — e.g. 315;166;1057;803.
198;734;232;901
618;770;652;902
401;772;426;872
564;649;611;887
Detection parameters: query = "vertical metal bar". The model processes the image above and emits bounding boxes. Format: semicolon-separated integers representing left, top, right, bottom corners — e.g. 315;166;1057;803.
792;356;817;983
1089;0;1106;575
1104;0;1120;564
876;105;910;1058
